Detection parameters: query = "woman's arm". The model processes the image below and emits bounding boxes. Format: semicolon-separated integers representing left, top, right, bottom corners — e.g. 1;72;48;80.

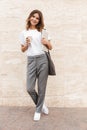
21;44;28;52
41;38;52;50
21;37;31;52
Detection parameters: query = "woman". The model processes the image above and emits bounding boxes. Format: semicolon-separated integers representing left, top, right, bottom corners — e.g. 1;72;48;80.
19;9;52;121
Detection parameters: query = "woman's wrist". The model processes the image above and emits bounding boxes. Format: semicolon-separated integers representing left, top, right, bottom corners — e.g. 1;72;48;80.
46;41;52;50
25;43;29;48
25;43;28;47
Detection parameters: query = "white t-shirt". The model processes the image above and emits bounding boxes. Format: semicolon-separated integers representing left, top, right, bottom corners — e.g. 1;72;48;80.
19;29;50;56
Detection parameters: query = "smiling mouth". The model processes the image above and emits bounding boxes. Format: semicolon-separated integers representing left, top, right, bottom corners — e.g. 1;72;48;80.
31;20;36;23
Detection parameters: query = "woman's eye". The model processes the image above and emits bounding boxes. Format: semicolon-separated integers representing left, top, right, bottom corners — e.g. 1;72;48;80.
32;15;39;20
36;17;40;20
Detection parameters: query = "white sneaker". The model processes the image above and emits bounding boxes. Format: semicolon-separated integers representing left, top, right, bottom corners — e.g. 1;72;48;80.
33;112;41;121
42;104;49;115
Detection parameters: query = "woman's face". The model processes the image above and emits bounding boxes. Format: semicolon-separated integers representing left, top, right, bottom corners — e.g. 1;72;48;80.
30;13;40;26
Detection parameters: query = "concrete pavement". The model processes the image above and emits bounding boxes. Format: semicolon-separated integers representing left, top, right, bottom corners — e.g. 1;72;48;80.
0;106;87;130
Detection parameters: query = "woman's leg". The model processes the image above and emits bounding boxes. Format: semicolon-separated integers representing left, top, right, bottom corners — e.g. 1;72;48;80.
35;54;48;113
27;57;38;105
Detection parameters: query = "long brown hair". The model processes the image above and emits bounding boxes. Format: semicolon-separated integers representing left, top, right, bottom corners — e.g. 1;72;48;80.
26;10;44;32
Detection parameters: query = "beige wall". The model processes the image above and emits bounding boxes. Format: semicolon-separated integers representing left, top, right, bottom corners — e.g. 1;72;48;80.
0;0;87;107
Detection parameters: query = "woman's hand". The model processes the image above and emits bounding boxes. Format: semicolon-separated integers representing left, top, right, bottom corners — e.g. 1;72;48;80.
21;37;31;52
41;38;48;46
26;36;31;46
41;38;52;50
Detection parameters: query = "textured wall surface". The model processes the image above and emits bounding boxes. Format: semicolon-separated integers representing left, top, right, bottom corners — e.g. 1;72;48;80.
0;0;87;107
